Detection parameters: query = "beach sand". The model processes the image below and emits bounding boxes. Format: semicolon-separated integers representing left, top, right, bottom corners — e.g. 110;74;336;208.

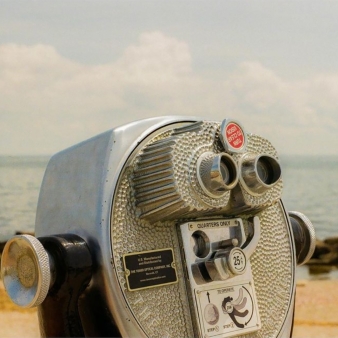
0;279;337;337
0;281;39;338
293;279;338;338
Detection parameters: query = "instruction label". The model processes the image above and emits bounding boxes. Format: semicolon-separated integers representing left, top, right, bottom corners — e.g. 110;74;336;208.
188;219;240;232
225;122;245;150
195;281;261;337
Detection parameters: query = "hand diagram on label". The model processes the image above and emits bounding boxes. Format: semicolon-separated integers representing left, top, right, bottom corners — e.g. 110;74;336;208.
221;288;250;328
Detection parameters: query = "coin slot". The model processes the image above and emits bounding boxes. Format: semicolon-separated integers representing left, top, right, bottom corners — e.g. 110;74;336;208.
191;231;210;258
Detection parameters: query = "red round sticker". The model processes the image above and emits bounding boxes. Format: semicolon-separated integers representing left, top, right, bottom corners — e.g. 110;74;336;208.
225;123;244;149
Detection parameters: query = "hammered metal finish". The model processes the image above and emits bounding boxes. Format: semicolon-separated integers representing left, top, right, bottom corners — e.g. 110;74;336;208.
134;121;234;222
241;204;294;338
111;120;294;338
134;123;283;222
112;169;194;338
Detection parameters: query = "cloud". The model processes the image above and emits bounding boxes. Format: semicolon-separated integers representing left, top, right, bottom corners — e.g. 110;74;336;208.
0;31;193;116
1;31;338;155
115;31;192;82
0;32;194;153
223;61;338;153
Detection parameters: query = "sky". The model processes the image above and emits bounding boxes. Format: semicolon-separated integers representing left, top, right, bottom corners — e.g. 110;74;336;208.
1;1;338;156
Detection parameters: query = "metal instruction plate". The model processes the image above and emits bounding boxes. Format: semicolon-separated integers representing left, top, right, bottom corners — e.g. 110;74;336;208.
195;281;261;338
123;248;178;291
187;218;241;232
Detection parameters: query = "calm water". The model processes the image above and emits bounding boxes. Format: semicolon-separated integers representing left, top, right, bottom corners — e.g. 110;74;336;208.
0;156;49;241
1;155;337;278
280;154;338;242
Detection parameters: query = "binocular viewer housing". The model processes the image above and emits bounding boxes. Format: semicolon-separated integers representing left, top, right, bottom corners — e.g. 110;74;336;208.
1;116;315;338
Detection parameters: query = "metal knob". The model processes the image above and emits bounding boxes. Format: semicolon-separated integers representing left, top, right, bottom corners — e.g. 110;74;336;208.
0;235;52;307
289;211;316;266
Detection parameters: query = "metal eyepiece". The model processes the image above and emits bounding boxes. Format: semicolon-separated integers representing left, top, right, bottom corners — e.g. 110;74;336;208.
0;235;53;308
241;153;281;194
197;152;239;198
289;211;316;265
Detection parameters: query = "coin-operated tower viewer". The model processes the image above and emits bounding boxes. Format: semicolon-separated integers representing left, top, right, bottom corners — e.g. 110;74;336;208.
1;116;315;338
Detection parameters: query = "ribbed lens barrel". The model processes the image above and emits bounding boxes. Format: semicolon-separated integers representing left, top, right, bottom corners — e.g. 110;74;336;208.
289;211;316;265
197;152;238;198
241;154;281;194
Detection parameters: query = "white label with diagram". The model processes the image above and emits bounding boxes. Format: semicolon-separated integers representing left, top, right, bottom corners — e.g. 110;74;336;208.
195;281;261;337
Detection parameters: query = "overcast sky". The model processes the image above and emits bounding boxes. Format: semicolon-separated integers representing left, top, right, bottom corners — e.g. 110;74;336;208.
2;1;338;155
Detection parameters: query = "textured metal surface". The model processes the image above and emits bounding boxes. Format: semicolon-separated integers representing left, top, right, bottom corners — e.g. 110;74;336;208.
134;124;283;223
242;204;294;338
111;120;294;337
112;170;194;337
134;122;233;222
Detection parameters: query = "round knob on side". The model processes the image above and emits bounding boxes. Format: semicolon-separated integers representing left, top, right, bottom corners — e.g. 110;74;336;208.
0;235;51;307
289;211;316;266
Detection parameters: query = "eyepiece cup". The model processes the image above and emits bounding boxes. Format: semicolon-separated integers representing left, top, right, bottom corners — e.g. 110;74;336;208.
256;156;281;186
241;154;281;194
197;152;239;198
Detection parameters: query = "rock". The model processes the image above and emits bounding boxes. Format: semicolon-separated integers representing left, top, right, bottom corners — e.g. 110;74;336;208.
317;251;338;265
0;241;5;267
0;241;6;252
312;239;331;259
324;236;338;247
308;237;338;266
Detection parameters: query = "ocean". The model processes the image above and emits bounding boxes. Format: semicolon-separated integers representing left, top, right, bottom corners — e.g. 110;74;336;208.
0;156;49;242
1;154;337;278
